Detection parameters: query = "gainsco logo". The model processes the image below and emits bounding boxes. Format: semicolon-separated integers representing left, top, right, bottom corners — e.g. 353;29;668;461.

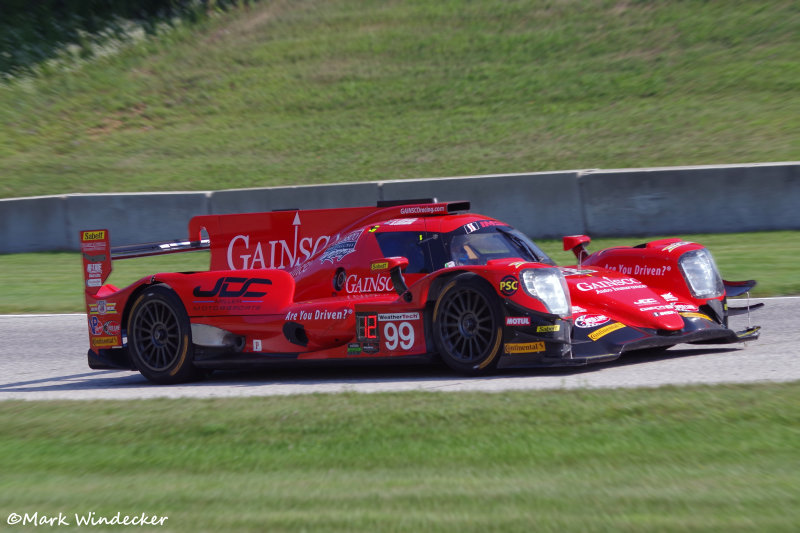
505;317;531;326
574;314;610;328
345;274;393;294
226;213;331;270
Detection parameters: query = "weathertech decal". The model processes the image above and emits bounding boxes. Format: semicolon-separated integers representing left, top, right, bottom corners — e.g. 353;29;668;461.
588;322;625;341
504;342;545;354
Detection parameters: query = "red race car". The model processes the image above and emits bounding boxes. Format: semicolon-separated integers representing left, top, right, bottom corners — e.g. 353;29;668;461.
80;200;761;384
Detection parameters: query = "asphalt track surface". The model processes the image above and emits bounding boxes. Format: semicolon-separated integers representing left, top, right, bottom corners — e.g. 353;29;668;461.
1;297;797;401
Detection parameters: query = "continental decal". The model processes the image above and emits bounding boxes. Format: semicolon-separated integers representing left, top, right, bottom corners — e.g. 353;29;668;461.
81;230;106;242
680;312;713;321
536;325;561;333
504;342;545;354
91;336;118;347
588;322;625;341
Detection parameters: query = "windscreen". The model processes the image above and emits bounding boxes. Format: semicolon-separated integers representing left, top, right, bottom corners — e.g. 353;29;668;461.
443;224;555;267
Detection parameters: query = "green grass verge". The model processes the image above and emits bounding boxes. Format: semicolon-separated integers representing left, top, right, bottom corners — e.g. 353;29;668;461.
0;231;796;314
1;384;798;531
1;0;798;199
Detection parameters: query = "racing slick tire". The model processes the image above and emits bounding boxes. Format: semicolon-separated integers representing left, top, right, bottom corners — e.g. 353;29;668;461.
127;284;203;384
431;274;504;375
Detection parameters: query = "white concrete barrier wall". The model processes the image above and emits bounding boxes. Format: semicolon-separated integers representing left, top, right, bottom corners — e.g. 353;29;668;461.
0;163;797;253
579;162;800;236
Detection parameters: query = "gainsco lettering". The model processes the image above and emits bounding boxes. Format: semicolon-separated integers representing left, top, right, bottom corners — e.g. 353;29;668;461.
345;274;394;294
576;276;640;292
226;214;330;270
574;314;610;328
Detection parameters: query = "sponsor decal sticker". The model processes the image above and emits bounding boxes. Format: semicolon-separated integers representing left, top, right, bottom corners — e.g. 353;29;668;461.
588;322;625;341
662;241;694;253
368;225;380;233
81;230;106;241
362;342;380;354
347;343;362;355
505;316;531;326
634;298;659;306
499;275;519;296
504;342;546;354
576;276;645;293
193;277;271;298
320;229;363;263
345;274;393;294
102;320;120;335
371;261;389;271
560;267;598;276
574;314;610;328
86;279;102;288
536;325;561;333
605;264;672;277
386;218;417;226
673;304;699;312
89;301;116;315
400;206;445;215
253;339;262;351
284;308;353;321
680;312;713;321
378;312;420;321
509;261;526;269
661;292;679;302
91;336;118;347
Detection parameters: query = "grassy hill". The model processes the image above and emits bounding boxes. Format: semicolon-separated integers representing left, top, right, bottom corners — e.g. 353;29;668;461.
0;0;797;199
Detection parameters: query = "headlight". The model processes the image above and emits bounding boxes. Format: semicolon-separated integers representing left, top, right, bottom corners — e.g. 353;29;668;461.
520;268;571;316
679;248;724;299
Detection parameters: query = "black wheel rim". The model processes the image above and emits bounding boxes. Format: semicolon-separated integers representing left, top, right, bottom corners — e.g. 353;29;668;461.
131;298;182;372
438;287;496;363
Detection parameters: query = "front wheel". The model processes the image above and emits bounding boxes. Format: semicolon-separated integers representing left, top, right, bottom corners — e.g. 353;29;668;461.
431;275;503;374
127;285;203;384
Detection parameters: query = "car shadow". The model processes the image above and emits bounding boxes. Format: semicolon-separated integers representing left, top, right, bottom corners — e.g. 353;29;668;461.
0;345;743;395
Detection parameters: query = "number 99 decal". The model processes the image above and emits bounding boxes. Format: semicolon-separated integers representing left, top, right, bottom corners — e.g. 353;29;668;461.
383;321;415;351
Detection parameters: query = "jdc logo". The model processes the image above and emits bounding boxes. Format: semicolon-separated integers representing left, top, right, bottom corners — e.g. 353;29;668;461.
193;277;272;298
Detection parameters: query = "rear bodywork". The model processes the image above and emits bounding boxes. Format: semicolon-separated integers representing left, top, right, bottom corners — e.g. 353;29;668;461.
80;200;760;382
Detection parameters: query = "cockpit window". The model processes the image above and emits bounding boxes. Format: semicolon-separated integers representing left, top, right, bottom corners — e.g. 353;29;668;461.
444;224;554;267
374;224;555;273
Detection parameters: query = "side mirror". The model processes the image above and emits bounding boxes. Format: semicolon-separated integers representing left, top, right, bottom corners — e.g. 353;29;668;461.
563;235;591;263
371;257;412;302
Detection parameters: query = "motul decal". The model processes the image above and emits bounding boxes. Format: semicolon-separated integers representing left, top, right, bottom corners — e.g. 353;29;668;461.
505;317;531;326
193;277;272;298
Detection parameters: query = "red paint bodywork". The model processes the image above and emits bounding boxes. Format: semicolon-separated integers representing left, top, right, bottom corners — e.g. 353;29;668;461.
81;201;759;375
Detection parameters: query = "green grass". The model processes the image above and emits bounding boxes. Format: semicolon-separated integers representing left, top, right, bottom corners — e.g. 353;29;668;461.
1;0;798;199
1;384;798;531
1;231;796;314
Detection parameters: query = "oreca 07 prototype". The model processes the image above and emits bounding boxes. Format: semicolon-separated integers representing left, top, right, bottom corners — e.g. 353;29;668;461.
80;200;761;383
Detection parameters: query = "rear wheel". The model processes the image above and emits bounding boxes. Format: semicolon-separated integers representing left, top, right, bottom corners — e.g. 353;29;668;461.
127;285;203;384
432;275;503;374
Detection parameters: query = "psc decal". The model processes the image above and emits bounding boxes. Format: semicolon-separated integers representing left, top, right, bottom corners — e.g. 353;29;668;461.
499;275;519;296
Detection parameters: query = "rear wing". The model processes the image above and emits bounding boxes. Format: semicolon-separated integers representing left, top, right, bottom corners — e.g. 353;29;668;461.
80;199;469;293
79;229;209;296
